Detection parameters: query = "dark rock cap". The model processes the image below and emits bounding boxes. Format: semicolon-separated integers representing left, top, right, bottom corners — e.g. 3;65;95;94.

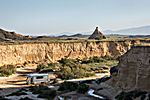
89;27;106;40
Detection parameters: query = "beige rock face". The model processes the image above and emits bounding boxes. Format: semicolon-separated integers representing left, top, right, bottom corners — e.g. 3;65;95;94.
0;40;136;66
110;46;150;92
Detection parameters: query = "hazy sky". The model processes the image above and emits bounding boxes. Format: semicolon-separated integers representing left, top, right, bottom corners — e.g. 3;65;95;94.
0;0;150;35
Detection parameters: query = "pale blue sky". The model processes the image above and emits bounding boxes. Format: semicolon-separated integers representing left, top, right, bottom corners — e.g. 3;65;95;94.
0;0;150;35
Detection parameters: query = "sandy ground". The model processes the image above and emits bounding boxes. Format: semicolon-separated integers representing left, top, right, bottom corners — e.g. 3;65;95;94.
0;64;37;96
67;73;110;82
0;64;110;99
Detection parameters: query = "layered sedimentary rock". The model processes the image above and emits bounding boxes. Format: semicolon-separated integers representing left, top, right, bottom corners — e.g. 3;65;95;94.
110;46;150;92
0;40;136;66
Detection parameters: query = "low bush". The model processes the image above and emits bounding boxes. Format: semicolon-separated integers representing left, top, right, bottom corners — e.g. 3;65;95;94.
37;63;60;72
29;85;56;99
36;64;47;72
81;56;115;64
36;57;117;80
0;65;16;76
59;65;95;79
77;84;89;94
58;58;72;65
58;82;78;92
103;56;115;60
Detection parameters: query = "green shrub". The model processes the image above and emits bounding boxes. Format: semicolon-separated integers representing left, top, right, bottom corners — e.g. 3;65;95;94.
29;86;56;99
0;65;16;76
82;56;115;64
58;58;73;65
77;84;89;94
59;64;95;79
59;66;74;79
37;63;61;72
92;56;106;63
36;56;116;80
36;64;47;72
58;82;78;92
102;56;115;60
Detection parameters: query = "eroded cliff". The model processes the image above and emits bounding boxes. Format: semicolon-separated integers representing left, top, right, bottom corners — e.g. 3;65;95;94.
110;46;150;92
0;40;138;66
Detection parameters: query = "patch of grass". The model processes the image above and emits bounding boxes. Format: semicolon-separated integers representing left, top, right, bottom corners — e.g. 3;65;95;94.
0;65;16;76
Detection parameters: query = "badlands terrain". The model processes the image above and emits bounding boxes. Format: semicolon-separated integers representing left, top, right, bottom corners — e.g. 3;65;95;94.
0;28;149;100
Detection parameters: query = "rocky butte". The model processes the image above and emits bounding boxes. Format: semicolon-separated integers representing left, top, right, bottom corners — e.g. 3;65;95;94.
89;27;106;40
97;46;150;99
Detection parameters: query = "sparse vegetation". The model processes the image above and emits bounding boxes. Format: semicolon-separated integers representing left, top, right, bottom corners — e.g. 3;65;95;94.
58;82;89;94
81;56;117;65
58;81;79;92
77;83;89;93
36;56;118;80
36;63;60;72
36;64;47;72
29;85;56;100
58;60;95;79
0;64;16;76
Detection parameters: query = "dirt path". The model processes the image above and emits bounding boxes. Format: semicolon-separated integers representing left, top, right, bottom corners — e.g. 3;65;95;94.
0;65;37;88
0;65;37;96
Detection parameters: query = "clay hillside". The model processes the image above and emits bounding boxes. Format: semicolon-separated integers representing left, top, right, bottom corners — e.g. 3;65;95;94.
89;27;106;39
0;28;31;40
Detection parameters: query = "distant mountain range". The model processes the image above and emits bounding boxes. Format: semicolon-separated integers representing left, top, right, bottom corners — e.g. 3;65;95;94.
57;25;150;39
57;25;150;37
104;25;150;35
0;28;31;41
